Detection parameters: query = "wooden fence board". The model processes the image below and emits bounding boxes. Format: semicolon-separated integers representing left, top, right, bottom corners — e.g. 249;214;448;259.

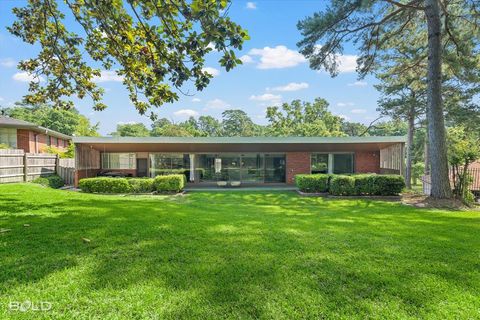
0;149;75;185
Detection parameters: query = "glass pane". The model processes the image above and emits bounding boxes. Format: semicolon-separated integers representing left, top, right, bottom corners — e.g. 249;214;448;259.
265;154;286;183
311;154;328;174
149;153;189;177
333;154;354;174
240;153;264;182
222;155;240;181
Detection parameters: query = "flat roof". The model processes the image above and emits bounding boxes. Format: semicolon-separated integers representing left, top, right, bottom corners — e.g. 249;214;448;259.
0;116;71;140
73;135;406;144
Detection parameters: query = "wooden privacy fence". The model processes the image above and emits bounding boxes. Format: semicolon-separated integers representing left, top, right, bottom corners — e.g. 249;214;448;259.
0;149;75;185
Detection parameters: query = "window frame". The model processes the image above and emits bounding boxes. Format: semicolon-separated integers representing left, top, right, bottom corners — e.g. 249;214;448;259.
101;153;136;170
311;152;355;174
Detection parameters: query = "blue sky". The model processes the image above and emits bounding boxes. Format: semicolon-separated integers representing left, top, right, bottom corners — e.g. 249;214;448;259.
0;1;380;135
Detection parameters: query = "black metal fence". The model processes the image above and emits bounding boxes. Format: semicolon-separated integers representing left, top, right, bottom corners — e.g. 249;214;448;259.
421;167;480;195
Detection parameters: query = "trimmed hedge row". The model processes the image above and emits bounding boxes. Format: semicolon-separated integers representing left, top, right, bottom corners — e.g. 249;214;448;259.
295;174;330;193
79;174;186;194
32;174;65;189
295;174;405;196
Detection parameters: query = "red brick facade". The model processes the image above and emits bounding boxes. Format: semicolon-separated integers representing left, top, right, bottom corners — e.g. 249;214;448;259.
354;151;380;174
15;129;70;153
286;152;311;184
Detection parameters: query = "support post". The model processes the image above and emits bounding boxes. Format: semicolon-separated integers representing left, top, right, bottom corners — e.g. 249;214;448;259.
23;153;28;182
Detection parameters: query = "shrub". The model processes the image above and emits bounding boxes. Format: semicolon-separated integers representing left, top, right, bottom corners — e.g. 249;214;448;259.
153;174;185;193
295;174;329;193
128;178;154;193
329;175;355;196
79;177;132;193
32;174;64;189
354;175;376;195
372;175;405;195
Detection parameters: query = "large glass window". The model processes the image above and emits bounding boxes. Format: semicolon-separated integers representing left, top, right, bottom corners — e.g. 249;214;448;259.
333;154;354;174
149;153;190;177
102;153;136;169
311;154;328;174
0;128;17;148
195;153;285;183
311;153;354;174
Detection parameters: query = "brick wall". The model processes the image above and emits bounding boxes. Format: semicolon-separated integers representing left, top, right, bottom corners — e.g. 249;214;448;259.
355;151;380;174
16;129;31;152
286;152;311;184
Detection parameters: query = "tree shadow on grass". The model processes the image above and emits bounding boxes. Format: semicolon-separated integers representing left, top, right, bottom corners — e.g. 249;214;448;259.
0;190;479;318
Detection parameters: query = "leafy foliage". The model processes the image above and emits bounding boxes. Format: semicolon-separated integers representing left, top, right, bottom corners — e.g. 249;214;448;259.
32;174;64;189
8;0;248;116
447;127;480;204
1;104;99;136
295;174;330;193
266;98;345;137
153;174;185;193
329;175;355;196
111;123;150;137
127;178;155;193
79;177;132;194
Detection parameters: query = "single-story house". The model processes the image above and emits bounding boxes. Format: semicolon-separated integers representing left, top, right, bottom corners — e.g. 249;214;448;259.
73;136;406;187
0;116;71;152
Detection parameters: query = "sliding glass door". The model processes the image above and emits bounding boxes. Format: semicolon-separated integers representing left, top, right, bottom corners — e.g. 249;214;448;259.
195;153;285;183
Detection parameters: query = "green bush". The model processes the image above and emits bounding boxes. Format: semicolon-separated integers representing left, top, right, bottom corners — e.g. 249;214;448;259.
153;174;185;193
372;175;405;195
32;174;64;189
79;177;132;194
295;174;329;193
128;178;154;193
329;175;355;196
354;175;376;195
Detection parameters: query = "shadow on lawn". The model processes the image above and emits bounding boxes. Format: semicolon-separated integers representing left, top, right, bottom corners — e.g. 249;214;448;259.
1;191;479;317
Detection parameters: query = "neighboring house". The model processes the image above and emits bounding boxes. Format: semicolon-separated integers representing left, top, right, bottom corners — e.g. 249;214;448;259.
72;136;406;186
0;116;71;153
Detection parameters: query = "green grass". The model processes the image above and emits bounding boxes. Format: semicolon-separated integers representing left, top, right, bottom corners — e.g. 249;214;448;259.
0;184;479;319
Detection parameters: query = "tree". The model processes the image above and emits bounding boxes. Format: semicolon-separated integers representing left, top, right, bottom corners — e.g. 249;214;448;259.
297;1;480;198
1;103;99;136
266;98;345;137
197;115;222;136
111;123;150;137
221;109;256;137
8;0;249;117
447;127;480;204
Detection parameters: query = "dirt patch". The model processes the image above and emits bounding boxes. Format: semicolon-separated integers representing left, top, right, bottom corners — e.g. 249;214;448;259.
401;192;480;210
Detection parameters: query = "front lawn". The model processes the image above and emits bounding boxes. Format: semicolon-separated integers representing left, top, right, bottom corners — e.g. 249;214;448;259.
0;184;479;319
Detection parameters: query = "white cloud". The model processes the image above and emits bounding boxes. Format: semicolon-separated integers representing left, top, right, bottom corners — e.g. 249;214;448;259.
250;93;282;105
248;45;305;69
239;55;253;64
206;98;230;109
0;96;4;102
337;55;358;73
246;2;257;9
0;58;15;68
269;82;309;92
337;102;355;107
351;108;367;114
93;70;124;83
174;109;199;117
191;98;201;103
348;81;368;87
207;43;218;52
338;114;350;121
202;67;220;77
117;121;139;125
12;72;44;83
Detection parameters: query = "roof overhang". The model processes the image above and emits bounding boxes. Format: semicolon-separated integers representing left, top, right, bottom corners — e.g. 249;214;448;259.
73;136;406;153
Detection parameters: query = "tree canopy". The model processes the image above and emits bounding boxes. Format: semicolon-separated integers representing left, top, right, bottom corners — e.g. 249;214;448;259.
8;0;249;117
1;104;99;136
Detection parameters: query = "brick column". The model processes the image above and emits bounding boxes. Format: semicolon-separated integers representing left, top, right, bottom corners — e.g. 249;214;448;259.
286;152;311;184
354;151;380;173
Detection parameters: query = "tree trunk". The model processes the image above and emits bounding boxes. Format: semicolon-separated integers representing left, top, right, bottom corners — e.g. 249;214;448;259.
405;108;415;189
424;0;452;199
